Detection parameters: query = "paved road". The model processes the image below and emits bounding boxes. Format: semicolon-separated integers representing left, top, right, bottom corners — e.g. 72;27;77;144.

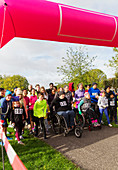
44;126;118;170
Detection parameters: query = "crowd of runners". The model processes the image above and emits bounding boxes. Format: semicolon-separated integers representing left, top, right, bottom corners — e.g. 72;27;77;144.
0;82;118;145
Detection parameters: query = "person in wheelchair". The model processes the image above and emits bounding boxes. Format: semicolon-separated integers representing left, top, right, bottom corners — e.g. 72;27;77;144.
78;92;100;127
50;91;75;130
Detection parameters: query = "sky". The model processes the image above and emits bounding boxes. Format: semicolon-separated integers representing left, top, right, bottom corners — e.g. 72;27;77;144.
0;0;118;88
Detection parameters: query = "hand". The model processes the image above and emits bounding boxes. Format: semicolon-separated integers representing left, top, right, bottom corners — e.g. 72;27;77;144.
96;95;99;99
12;123;15;126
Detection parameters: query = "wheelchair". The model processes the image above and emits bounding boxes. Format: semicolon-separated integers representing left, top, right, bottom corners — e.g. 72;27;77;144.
49;112;83;138
75;109;101;131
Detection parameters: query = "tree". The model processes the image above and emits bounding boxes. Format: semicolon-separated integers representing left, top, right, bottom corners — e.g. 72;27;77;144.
106;47;118;74
57;46;96;87
0;75;29;91
84;69;107;89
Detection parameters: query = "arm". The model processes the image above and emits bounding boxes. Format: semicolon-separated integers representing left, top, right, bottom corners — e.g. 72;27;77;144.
23;106;26;120
78;100;84;115
44;101;47;116
50;98;56;112
74;92;78;100
88;89;96;101
97;97;102;107
23;98;28;119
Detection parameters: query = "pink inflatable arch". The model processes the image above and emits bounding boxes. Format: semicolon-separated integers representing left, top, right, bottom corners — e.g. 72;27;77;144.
0;0;118;48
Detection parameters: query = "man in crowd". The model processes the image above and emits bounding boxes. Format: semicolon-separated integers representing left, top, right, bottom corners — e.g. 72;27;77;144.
28;84;33;97
46;83;54;95
64;85;73;110
88;82;100;117
50;91;75;129
35;84;40;97
1;90;12;135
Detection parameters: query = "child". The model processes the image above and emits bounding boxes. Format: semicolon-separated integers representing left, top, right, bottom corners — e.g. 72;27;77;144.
78;92;100;127
98;91;112;127
33;92;47;139
109;94;117;124
11;101;26;145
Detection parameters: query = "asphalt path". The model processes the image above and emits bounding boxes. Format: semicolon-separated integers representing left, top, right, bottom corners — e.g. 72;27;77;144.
44;126;118;170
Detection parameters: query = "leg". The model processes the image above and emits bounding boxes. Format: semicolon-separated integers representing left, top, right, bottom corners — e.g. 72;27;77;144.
113;107;117;123
40;117;46;139
15;127;20;141
95;103;100;118
57;111;69;127
35;117;39;136
87;108;97;120
99;108;104;123
57;111;69;128
109;107;113;122
104;108;110;124
67;110;75;127
29;110;34;132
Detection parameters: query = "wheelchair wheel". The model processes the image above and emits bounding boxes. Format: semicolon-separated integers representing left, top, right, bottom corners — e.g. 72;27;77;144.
51;114;60;134
76;113;85;128
74;126;83;138
60;116;68;134
63;129;68;137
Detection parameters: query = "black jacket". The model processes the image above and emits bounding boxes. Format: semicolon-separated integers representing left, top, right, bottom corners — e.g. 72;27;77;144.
64;91;73;110
10;106;26;128
50;97;70;112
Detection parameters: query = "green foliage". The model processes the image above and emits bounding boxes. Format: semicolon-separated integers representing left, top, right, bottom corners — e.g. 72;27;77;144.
57;46;109;89
83;69;107;89
0;129;80;170
106;47;118;74
0;75;29;90
57;46;96;84
103;77;118;90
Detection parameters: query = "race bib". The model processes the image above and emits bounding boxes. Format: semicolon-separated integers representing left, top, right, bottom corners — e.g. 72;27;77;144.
14;108;23;115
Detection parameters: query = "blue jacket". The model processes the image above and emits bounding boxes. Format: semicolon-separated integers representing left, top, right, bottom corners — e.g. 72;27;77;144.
0;98;12;120
88;87;100;103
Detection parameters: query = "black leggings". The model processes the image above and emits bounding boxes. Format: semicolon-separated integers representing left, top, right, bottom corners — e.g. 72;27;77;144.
91;102;100;117
110;107;117;123
35;117;46;139
84;108;98;121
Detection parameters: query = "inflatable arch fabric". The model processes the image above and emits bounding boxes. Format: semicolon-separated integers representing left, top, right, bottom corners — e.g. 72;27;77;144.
0;0;118;48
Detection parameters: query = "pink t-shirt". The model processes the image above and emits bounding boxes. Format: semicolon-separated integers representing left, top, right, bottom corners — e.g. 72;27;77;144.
29;95;37;110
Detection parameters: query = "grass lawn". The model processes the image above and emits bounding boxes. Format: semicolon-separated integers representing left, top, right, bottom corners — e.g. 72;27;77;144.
0;128;80;170
102;106;118;128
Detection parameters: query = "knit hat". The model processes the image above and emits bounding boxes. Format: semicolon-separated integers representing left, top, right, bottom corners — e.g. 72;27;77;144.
92;82;97;86
78;83;83;87
58;91;65;96
5;90;12;97
16;89;23;95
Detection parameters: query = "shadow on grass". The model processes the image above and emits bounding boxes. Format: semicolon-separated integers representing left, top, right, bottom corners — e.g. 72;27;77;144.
0;130;79;170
